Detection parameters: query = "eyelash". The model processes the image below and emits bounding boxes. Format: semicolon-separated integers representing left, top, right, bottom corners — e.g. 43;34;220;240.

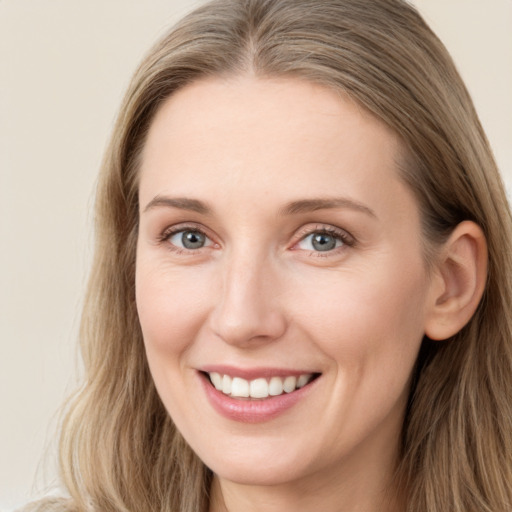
157;223;355;256
158;223;213;254
292;225;355;257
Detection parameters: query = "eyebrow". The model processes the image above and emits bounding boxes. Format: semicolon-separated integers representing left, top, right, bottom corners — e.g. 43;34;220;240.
143;195;376;218
280;198;376;218
143;196;212;214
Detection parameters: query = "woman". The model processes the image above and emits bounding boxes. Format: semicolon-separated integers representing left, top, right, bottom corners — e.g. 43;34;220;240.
24;0;512;511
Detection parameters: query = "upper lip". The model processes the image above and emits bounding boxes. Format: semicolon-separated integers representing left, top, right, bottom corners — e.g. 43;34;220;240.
199;365;320;380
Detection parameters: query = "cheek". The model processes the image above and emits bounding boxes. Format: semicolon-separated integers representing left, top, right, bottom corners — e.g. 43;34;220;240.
295;259;428;375
299;261;428;444
135;261;215;423
135;260;213;357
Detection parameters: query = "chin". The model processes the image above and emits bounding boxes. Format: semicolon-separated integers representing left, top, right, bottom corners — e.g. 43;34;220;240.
210;459;307;487
193;435;319;487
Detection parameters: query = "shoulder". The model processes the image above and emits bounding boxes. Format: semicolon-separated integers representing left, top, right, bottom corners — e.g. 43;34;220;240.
15;497;77;512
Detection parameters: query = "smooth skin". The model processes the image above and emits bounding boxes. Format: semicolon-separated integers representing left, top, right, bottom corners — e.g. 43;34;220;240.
135;77;487;512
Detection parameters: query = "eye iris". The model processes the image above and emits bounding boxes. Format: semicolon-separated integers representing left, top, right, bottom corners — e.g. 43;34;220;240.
312;233;337;251
182;231;205;249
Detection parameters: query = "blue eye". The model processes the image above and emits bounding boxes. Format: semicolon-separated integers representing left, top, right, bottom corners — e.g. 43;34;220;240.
168;229;212;250
297;231;345;252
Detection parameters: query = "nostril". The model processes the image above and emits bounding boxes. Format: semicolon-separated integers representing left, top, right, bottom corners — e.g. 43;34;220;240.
209;269;287;346
210;306;288;347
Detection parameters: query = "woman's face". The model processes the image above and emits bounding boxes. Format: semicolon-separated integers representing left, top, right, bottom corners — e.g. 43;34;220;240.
136;77;435;489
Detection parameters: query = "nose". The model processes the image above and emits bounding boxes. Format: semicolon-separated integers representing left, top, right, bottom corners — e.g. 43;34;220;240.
209;251;287;348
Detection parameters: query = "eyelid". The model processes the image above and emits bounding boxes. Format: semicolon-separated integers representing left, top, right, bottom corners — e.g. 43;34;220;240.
291;223;356;252
156;221;355;255
169;230;214;248
158;222;218;251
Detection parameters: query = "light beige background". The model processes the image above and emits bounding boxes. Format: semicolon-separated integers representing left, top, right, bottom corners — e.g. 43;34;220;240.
1;0;511;509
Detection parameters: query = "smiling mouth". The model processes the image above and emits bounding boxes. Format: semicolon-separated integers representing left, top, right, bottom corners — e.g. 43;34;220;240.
204;371;321;399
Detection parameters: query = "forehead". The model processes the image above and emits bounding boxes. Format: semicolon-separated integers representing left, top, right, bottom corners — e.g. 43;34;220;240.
142;76;401;162
139;76;414;221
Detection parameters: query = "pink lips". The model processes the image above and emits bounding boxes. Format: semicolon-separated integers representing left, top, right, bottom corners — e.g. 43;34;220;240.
198;366;319;423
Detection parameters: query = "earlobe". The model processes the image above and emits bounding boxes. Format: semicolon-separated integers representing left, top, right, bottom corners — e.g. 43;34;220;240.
424;221;488;341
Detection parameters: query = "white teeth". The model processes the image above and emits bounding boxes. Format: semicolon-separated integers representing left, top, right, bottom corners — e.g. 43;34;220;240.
268;376;283;396
208;372;315;398
231;377;249;397
210;372;222;390
297;374;310;388
283;376;297;393
250;378;269;398
222;374;232;394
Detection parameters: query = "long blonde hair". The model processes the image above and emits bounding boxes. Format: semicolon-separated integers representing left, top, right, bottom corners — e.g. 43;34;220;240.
34;1;512;511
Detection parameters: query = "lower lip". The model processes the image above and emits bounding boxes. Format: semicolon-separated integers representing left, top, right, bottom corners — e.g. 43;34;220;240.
199;373;318;423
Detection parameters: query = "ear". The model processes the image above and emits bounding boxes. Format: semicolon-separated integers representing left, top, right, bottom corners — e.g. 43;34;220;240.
424;221;488;341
